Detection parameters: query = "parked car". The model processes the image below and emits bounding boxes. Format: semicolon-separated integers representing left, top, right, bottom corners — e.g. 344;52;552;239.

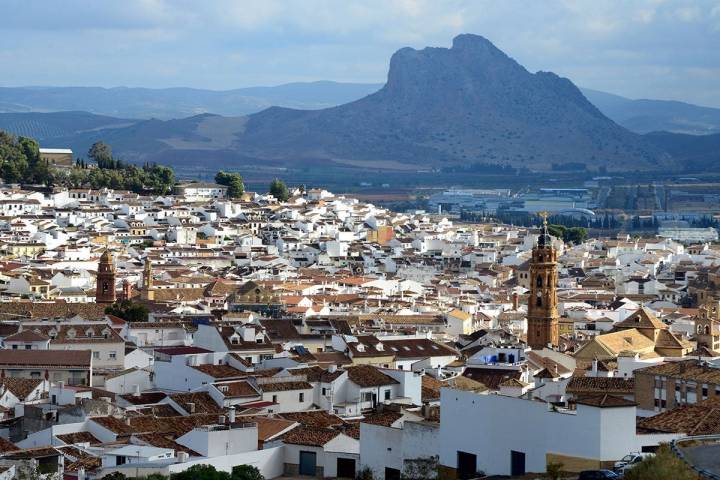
613;452;652;474
578;470;620;480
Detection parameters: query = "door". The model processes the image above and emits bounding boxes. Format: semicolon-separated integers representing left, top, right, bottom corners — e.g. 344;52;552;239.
299;450;317;476
385;467;401;480
337;457;356;479
511;450;526;476
457;451;477;480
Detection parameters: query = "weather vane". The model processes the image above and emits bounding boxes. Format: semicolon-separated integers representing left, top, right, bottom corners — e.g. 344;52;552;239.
538;210;549;226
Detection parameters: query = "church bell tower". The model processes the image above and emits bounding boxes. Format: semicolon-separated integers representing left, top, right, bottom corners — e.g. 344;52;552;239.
96;249;117;304
527;212;560;350
696;298;720;352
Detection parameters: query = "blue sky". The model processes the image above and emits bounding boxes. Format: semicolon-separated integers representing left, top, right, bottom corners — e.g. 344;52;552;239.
1;0;719;107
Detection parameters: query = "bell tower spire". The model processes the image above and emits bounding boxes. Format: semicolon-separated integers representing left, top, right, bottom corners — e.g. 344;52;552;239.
96;249;117;304
527;211;559;350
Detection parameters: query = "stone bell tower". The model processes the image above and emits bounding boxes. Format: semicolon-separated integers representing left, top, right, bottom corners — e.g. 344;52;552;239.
141;257;155;301
95;249;117;304
526;212;560;350
696;298;720;352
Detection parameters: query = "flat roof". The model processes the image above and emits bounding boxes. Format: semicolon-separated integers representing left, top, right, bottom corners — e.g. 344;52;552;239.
39;148;73;154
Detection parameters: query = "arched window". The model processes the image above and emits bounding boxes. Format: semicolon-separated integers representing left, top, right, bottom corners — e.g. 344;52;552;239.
706;326;711;335
536;275;543;288
536;294;542;307
699;324;704;334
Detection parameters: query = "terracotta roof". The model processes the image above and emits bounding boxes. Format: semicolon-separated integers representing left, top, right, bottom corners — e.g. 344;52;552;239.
281;425;341;446
192;364;245;379
462;367;521;390
346;365;400;388
614;306;667;331
56;432;102;446
0;378;43;400
170;392;223;414
135;433;200;456
0;349;91;367
635;359;720;384
575;394;637;408
360;411;404;427
214;380;260;398
240;415;297;442
566;376;634;394
119;392;167;405
261;381;313;392
278;411;345;428
3;329;49;342
0;436;18;453
638;398;720;434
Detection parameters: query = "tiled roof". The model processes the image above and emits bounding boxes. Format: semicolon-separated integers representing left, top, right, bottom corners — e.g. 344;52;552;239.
462;367;521;390
170;392;224;414
261;381;313;392
0;378;43;400
119;392;167;405
635;359;720;384
192;364;245;379
360;411;404;427
56;432;102;446
637;398;720;434
278;411;345;428
575;394;637;408
566;376;635;394
346;365;400;388
0;349;91;367
214;380;260;398
281;425;341;446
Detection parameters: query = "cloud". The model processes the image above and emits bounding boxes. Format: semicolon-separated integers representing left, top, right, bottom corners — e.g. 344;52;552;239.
0;0;718;107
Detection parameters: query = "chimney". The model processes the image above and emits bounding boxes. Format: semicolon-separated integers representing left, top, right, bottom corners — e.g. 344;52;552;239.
133;384;141;397
77;468;86;480
228;407;236;424
591;358;598;377
512;291;519;310
218;415;226;425
187;402;196;414
125;417;131;426
328;364;337;373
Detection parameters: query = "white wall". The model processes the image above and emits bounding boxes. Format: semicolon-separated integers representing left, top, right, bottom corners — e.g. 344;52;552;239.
439;389;679;476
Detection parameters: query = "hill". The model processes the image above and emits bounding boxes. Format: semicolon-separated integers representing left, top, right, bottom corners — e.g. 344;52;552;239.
230;34;669;171
582;88;720;135
0;82;383;119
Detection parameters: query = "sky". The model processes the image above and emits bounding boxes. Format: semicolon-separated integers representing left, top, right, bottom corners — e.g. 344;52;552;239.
1;0;720;107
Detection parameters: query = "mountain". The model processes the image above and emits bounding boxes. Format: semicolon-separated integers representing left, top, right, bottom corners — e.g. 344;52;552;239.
644;131;720;170
5;34;718;174
582;88;720;135
0;82;383;119
229;34;668;171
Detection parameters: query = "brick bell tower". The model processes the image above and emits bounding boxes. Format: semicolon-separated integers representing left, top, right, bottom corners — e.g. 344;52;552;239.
527;212;560;350
96;249;117;304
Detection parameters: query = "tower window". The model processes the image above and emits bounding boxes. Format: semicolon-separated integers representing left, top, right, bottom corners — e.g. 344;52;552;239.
536;295;542;307
536;275;543;288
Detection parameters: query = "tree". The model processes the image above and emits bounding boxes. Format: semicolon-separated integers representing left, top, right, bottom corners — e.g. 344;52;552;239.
105;300;149;322
623;444;696;480
215;171;245;198
355;467;375;480
565;227;588;245
88;141;113;168
171;464;231;480
231;465;264;480
545;461;563;480
269;178;289;202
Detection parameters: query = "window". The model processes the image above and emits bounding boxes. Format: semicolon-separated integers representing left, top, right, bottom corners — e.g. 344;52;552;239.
11;345;17;350
272;395;278;403
703;384;709;400
24;345;31;350
109;351;117;360
93;352;100;360
322;388;327;396
299;392;305;402
363;392;373;402
384;389;391;400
